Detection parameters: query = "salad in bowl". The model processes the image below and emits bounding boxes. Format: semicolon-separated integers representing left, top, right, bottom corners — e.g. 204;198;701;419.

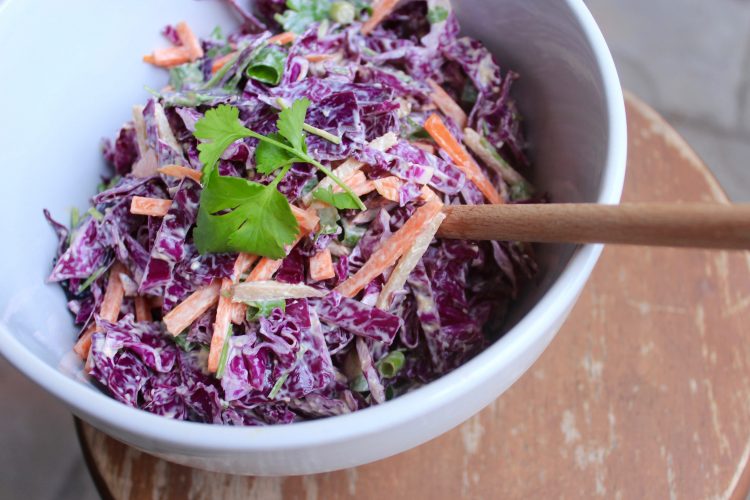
45;0;538;425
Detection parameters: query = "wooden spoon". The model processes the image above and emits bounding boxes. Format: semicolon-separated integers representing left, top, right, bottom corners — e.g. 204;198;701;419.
437;203;750;250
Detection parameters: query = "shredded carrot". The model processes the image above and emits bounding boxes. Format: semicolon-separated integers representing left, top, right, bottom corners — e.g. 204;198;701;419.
74;325;96;361
233;252;260;280
208;253;258;362
208;278;234;373
157;164;203;183
426;79;468;129
305;53;336;63
143;47;192;68
309;249;335;282
230;208;319;323
268;31;296;45
424;114;503;204
303;133;398;206
75;264;127;360
373;176;404;203
335;198;444;298
376;211;446;310
290;205;321;234
176;21;204;60
211;51;237;74
361;0;400;35
163;280;222;336
100;263;127;323
130;196;172;217
332;171;376;197
134;296;153;323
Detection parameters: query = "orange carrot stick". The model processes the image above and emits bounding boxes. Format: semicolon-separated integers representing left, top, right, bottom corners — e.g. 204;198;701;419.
100;263;127;323
424;114;503;204
143;47;192;68
163;280;222;336
332;171;376;197
305;53;336;63
309;249;335;282
426;79;468;129
134;296;153;323
209;252;258;363
74;325;96;361
208;278;234;372
268;32;296;45
230;208;319;324
75;263;127;360
176;21;204;60
211;51;237;74
157;164;203;183
335;198;444;298
361;0;399;35
130;197;172;217
373;176;404;203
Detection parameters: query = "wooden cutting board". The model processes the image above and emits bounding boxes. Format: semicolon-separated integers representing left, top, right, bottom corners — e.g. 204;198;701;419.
76;93;750;500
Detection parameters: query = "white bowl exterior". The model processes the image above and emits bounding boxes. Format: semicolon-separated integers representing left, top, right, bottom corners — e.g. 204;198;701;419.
0;0;625;475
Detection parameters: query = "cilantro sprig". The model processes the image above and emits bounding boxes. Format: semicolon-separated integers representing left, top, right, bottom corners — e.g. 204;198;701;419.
192;100;365;259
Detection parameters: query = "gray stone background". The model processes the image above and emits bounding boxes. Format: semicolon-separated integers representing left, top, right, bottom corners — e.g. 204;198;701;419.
1;1;748;499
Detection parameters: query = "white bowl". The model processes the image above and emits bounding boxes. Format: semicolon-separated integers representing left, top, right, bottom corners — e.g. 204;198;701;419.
0;0;625;475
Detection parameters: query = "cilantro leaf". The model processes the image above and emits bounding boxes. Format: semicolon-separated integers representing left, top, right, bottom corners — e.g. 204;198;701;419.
277;97;310;152
194;169;299;258
312;186;360;209
194;105;252;177
255;133;297;174
275;0;332;34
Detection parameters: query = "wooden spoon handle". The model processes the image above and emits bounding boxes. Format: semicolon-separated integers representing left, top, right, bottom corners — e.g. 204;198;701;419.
437;203;750;249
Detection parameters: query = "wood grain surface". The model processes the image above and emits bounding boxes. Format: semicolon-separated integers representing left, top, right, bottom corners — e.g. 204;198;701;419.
439;203;750;249
77;93;750;500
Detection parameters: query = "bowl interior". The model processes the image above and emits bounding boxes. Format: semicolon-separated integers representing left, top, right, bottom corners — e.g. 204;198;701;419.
0;0;623;469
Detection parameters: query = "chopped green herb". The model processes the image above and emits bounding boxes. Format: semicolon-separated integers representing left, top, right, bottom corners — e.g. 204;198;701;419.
193;104;253;178
427;5;449;24
210;25;225;41
87;207;104;221
330;1;355;24
70;207;80;230
342;219;366;247
169;62;205;91
173;331;197;352
246;299;286;322
194;168;299;259
276;98;341;144
192;101;365;258
268;345;307;399
76;264;109;295
97;175;121;193
215;324;234;379
461;81;479;106
376;350;405;378
350;373;368;392
312;186;360;210
246;45;287;85
316;206;340;235
268;371;290;399
275;0;332;34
